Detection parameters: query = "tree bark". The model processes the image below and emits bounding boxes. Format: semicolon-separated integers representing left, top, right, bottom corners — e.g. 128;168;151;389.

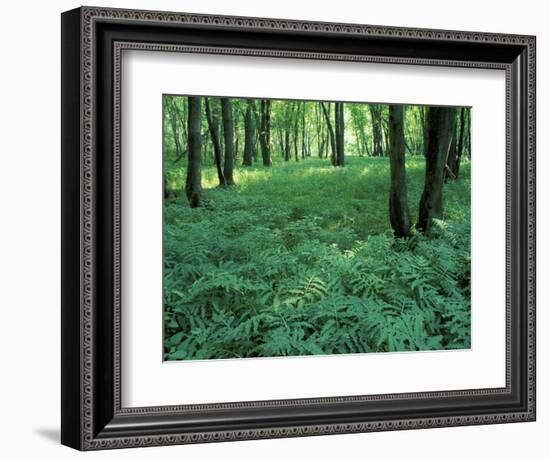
421;106;429;157
259;99;272;166
446;107;466;180
277;129;284;158
388;105;411;238
234;132;239;165
204;98;226;187
166;98;184;161
334;102;345;166
383;117;390;157
320;102;337;165
315;103;323;158
369;105;384;157
221;98;235;185
163;174;170;199
301;102;307;159
444;128;457;181
284;129;290;161
464;109;471;159
416;106;457;234
185;96;202;207
293;102;299;161
242;99;254;166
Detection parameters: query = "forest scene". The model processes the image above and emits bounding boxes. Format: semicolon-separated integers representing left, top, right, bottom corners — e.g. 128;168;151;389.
163;94;471;361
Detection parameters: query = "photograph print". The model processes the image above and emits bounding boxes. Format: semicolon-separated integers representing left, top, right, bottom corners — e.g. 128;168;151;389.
163;95;471;361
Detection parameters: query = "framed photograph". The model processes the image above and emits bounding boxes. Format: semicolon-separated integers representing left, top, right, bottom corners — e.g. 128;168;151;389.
61;6;536;450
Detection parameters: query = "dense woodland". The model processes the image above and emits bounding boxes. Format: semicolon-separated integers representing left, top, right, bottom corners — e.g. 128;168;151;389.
163;96;471;360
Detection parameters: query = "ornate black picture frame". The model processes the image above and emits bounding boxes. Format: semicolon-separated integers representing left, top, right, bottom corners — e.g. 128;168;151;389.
61;6;536;450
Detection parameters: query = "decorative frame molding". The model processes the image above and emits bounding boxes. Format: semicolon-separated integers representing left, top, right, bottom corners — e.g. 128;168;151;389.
61;6;536;450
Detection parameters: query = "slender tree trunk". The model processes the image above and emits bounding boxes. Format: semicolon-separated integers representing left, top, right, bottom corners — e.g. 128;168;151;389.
204;97;226;187
284;130;290;161
259;99;272;166
446;107;466;180
421;106;429;157
352;106;364;156
293;102;299;162
383;117;390;157
180;100;188;145
364;127;371;156
301;102;307;159
464;110;471;159
456;107;467;175
167;98;184;160
164;174;170;199
251;104;259;162
234;133;239;165
388;105;411;237
185;96;202;207
320;102;337;165
444;128;457;181
266;101;272;160
416;107;457;234
353;124;363;156
221;98;235;185
369;105;384;157
413;106;423;155
284;103;292;162
334;102;345;166
315;103;323;158
243;99;254;166
361;129;368;156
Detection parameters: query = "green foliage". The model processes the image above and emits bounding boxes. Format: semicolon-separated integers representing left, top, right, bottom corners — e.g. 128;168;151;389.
164;157;471;360
163;95;470;165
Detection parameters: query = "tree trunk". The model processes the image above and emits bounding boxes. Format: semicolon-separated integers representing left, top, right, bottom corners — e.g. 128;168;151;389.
167;98;184;160
293;102;299;161
320;102;337;165
164;174;170;199
412;106;423;155
282;129;289;161
416;107;457;234
388;105;411;238
242;99;254;166
277;129;284;158
464;109;471;159
444;128;457;181
259;99;272;166
383;116;390;157
251;104;259;163
334;102;345;166
315;103;323;158
185;96;202;207
234;133;239;165
221;98;235;185
369;105;384;157
421;106;429;157
446;107;466;180
204;97;226;187
301;102;307;159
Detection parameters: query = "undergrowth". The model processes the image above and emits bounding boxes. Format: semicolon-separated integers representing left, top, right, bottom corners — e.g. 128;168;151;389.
164;157;471;360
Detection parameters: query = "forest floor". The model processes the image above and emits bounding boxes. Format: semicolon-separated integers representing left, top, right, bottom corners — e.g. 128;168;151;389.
163;156;471;360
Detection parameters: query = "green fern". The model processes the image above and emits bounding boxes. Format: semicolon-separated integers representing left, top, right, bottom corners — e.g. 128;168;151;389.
163;158;471;360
